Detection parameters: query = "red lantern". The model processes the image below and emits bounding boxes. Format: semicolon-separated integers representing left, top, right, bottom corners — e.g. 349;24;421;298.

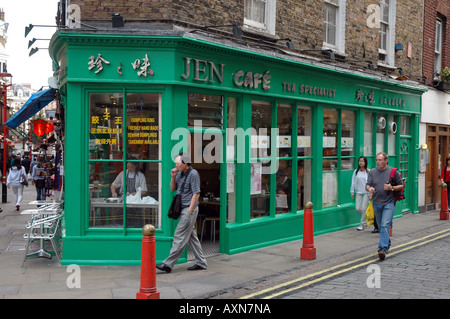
32;119;49;136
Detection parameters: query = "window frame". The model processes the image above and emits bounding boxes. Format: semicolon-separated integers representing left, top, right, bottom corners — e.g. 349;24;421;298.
243;0;277;36
323;0;346;54
377;0;396;67
86;89;163;231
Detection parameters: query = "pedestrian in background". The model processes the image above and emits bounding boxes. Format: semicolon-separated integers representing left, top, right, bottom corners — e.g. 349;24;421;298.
439;156;450;210
32;159;46;202
366;152;403;261
156;153;207;273
350;156;370;231
6;158;26;211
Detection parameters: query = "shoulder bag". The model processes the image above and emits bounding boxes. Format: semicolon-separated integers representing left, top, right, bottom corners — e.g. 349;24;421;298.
168;168;192;220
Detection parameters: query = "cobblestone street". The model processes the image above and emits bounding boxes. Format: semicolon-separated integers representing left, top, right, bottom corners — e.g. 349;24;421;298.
284;235;450;299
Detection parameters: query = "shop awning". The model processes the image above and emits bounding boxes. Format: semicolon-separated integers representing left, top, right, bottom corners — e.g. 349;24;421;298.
5;88;56;129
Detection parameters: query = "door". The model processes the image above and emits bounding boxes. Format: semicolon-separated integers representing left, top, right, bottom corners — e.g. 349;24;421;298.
398;138;410;213
425;135;437;208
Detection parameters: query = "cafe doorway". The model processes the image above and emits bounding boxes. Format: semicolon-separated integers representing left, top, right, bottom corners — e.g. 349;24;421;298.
187;133;222;258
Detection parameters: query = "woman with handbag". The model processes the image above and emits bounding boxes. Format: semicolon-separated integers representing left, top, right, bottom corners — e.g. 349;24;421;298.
350;156;370;231
6;159;27;211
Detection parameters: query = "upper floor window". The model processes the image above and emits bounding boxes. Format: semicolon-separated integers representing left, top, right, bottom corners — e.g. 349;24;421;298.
323;0;346;54
435;18;443;78
378;0;396;67
244;0;276;35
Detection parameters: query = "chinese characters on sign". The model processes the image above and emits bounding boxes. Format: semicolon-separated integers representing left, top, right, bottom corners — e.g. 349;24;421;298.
355;89;406;108
355;89;375;104
91;111;123;145
88;54;110;74
131;54;154;77
88;53;155;77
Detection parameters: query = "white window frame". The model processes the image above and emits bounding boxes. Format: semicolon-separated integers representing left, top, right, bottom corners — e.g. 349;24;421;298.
377;0;396;67
434;18;443;79
322;0;346;55
243;0;277;36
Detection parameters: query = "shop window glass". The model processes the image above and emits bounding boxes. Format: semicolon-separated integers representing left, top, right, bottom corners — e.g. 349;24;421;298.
251;101;272;159
227;97;237;223
322;171;338;207
89;162;123;227
126;93;160;160
297;159;311;210
251;161;270;218
341;110;355;170
388;114;396;155
89;162;160;228
89;93;123;160
323;109;338;157
323;108;338;172
400;116;410;135
89;92;161;229
188;93;223;129
298;106;312;157
125;162;160;228
276;160;292;214
277;103;292;157
364;113;374;156
376;114;386;154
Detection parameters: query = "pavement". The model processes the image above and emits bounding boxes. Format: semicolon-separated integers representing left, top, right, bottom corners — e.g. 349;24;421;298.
0;184;449;299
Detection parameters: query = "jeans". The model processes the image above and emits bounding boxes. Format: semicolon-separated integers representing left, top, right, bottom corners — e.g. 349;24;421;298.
373;202;395;253
36;186;46;201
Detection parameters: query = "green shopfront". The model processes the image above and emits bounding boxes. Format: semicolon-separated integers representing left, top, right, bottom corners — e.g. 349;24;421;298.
50;31;425;265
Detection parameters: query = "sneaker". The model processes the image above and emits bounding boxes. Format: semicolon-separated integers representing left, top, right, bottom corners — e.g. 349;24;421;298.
371;228;379;233
378;249;386;261
357;225;364;231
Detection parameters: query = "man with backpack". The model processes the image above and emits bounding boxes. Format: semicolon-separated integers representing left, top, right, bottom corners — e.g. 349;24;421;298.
366;152;403;261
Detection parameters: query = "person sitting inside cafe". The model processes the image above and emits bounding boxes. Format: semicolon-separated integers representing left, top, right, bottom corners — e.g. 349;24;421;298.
111;161;147;197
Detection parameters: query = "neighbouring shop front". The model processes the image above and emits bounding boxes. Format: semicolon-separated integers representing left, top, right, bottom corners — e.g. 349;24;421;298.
50;31;425;265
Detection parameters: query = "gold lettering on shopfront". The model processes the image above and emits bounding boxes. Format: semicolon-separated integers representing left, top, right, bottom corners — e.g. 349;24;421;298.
181;57;225;83
282;81;336;98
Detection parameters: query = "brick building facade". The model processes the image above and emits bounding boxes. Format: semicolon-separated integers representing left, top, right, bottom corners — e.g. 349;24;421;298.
68;0;424;78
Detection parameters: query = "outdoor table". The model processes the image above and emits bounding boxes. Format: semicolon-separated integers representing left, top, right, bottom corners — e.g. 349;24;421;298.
21;201;64;261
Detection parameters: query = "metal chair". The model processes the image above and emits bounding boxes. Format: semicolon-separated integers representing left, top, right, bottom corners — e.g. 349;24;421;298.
22;212;63;266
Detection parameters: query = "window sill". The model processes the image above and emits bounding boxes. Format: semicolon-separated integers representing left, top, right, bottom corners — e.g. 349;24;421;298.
242;25;277;39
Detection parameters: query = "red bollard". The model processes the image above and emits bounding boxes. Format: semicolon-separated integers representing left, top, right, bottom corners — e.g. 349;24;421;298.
440;183;449;220
136;224;160;299
301;202;316;260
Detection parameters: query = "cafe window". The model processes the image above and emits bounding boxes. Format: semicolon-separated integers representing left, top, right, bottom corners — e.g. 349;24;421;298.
188;93;223;129
276;103;293;214
376;114;386;154
297;105;312;210
88;92;161;229
364;113;374;156
226;97;237;223
89;93;124;160
341;110;355;170
251;101;272;218
388;114;396;155
322;108;355;207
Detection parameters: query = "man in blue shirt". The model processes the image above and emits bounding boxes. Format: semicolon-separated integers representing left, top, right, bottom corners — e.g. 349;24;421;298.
156;153;207;273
